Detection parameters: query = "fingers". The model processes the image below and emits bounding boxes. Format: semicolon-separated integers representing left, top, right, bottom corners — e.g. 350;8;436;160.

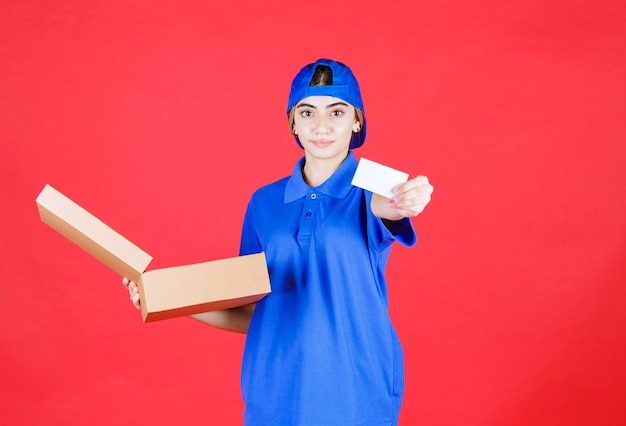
393;175;432;196
122;277;141;310
129;281;141;309
390;175;434;217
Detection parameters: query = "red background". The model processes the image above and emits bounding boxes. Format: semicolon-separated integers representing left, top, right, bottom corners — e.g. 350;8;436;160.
1;1;625;424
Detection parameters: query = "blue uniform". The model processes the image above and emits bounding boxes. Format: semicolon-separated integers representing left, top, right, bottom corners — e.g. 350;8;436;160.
239;152;416;425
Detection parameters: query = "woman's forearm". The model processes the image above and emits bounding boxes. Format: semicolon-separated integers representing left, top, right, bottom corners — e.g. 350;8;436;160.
190;303;256;334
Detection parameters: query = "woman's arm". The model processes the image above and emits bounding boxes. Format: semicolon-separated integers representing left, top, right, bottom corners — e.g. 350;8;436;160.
122;277;255;334
190;304;256;334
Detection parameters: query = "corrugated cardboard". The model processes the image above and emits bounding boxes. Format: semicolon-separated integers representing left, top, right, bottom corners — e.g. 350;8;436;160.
36;184;271;322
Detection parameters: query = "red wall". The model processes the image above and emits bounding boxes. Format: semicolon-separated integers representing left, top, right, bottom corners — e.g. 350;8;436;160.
1;1;625;424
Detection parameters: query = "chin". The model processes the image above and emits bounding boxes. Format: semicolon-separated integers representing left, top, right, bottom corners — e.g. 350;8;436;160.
305;146;349;160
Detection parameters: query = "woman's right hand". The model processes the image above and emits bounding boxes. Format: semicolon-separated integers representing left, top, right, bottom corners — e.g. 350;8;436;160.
122;277;141;310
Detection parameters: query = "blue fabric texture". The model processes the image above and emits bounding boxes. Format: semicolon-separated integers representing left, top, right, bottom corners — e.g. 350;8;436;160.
239;152;416;425
287;58;367;149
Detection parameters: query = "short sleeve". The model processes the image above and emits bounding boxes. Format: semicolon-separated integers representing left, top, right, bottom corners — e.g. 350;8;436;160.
239;200;263;256
384;217;417;247
365;191;417;250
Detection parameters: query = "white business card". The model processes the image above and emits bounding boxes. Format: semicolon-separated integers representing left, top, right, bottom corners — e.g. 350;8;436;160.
351;157;409;199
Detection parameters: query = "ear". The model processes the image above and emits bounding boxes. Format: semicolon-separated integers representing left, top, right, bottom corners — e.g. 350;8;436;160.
352;121;361;133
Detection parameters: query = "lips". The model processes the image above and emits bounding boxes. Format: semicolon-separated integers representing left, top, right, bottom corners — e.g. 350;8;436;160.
312;139;333;147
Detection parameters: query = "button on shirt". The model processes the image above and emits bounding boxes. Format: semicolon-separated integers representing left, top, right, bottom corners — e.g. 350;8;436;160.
239;151;416;426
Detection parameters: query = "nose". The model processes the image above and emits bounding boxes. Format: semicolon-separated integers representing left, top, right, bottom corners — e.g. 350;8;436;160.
314;114;329;135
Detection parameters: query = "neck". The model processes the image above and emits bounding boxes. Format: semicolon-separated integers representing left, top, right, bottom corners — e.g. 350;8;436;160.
302;153;349;187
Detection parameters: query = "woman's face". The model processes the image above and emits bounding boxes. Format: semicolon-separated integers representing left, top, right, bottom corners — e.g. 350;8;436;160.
292;96;360;162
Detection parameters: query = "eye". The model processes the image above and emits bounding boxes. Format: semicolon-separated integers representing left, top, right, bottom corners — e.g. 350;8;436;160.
330;109;344;117
299;110;314;118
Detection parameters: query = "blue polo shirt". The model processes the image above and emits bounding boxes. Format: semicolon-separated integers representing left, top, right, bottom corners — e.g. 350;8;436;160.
239;151;416;426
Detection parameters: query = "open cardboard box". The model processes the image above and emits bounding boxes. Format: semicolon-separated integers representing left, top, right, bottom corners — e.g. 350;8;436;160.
36;184;271;322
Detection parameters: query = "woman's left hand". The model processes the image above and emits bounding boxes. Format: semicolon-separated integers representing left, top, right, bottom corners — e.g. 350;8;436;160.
389;175;434;218
371;175;434;220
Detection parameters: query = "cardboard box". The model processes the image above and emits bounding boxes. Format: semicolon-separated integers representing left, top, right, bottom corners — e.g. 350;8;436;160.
138;254;269;322
36;184;271;322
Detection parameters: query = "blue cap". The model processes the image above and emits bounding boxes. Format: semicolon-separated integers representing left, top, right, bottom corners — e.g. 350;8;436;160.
287;58;366;149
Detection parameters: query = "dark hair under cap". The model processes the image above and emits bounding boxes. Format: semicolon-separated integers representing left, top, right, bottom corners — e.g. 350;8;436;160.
287;58;366;149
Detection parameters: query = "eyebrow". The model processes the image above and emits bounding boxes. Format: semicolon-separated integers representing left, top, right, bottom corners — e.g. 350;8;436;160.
296;101;350;109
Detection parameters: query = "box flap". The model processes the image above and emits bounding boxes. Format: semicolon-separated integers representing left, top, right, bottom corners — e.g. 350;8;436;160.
36;184;153;283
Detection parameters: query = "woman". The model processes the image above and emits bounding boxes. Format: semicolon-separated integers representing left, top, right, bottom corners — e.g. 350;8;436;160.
124;58;433;425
